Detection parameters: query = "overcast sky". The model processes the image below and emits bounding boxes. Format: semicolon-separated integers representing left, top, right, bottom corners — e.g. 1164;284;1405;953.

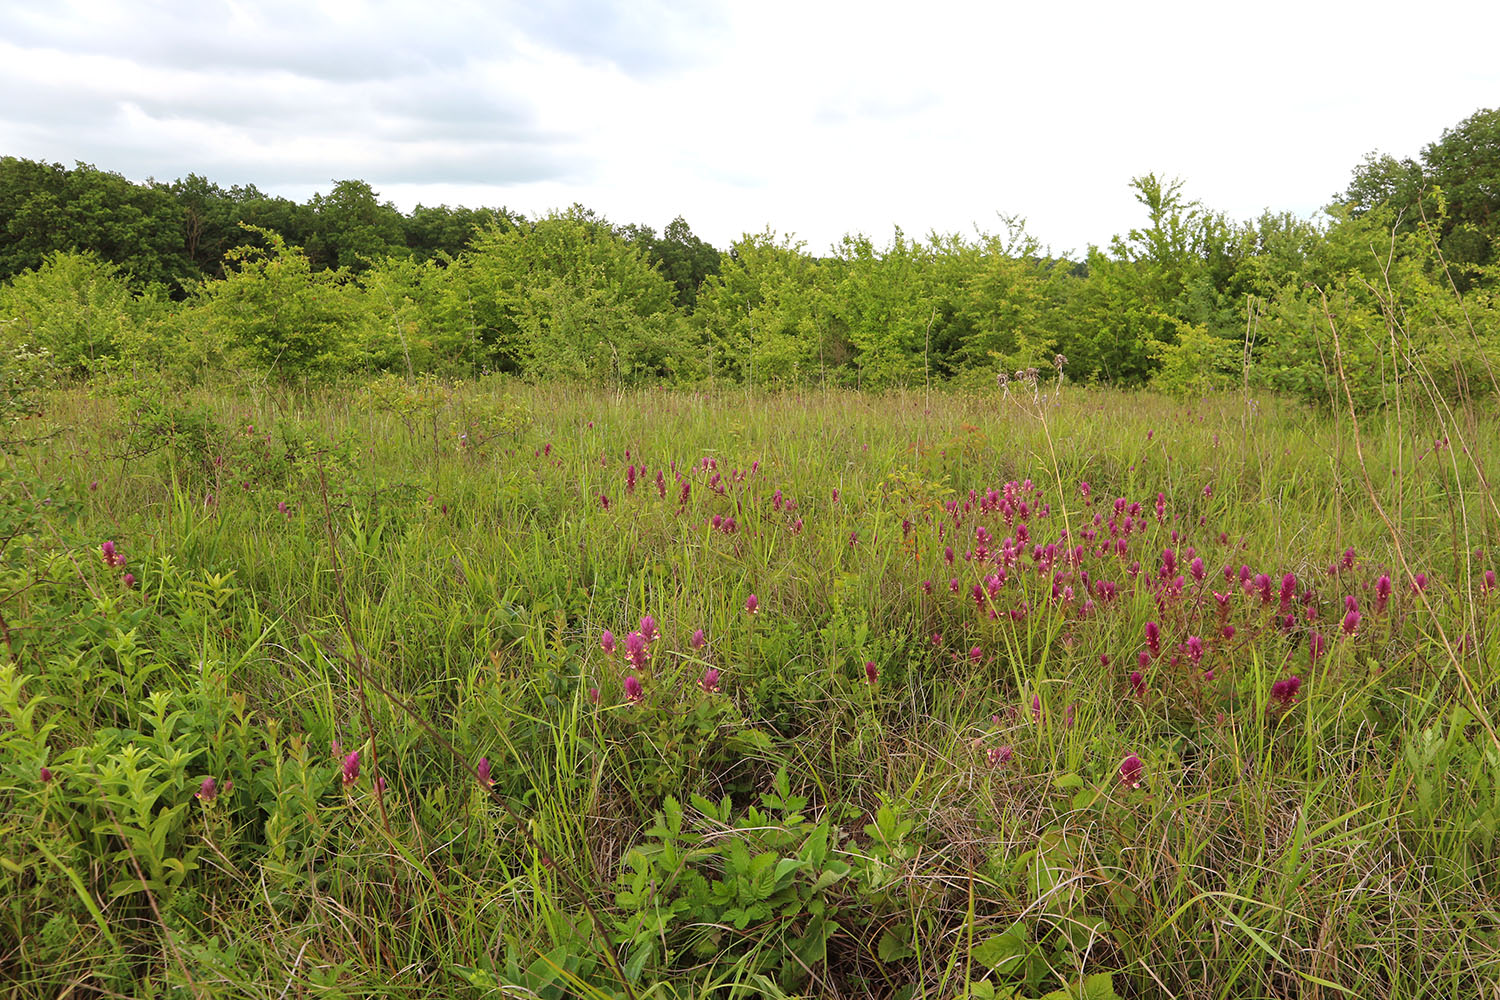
3;0;1497;256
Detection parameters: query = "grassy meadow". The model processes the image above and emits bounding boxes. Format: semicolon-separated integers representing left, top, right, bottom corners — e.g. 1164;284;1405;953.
3;378;1500;998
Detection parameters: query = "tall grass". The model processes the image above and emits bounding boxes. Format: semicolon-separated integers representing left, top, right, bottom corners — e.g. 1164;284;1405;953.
2;376;1497;998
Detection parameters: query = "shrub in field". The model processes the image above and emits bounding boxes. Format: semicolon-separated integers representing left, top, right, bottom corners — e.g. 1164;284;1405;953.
187;228;369;379
0;250;162;375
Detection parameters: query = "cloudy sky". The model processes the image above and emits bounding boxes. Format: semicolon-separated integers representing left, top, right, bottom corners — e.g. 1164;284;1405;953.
3;0;1498;256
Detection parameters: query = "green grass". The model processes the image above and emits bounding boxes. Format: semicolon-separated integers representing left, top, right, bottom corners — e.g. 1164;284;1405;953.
2;379;1498;999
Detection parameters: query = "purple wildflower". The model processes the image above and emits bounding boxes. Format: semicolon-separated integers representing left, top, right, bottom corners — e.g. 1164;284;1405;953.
1308;631;1326;665
1342;609;1361;636
342;750;360;786
1118;755;1144;789
700;667;720;694
624;675;644;703
624;631;649;670
195;776;229;803
477;757;493;789
1270;675;1302;708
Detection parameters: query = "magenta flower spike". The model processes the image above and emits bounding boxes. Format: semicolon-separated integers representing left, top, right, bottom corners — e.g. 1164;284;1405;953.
1376;574;1392;611
1308;631;1326;665
477;757;494;788
1412;573;1429;593
1186;635;1204;663
864;661;878;685
987;745;1014;766
1270;675;1302;708
700;667;720;694
601;630;616;656
691;628;707;649
1129;670;1146;698
624;675;644;703
1342;609;1361;636
1484;569;1497;593
745;593;759;615
589;686;600;704
1144;621;1161;658
639;615;659;643
342;750;360;786
1118;755;1145;789
624;631;649;671
100;540;119;567
122;573;136;589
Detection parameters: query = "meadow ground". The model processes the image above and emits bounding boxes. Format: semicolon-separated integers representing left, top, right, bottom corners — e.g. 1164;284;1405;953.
3;380;1499;999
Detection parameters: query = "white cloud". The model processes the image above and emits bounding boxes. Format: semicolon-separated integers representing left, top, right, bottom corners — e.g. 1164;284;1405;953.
2;0;1497;254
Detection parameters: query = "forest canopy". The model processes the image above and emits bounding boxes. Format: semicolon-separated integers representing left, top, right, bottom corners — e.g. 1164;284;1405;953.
1;107;1497;405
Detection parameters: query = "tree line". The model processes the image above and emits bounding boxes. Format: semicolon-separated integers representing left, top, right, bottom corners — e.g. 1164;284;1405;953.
1;107;1496;407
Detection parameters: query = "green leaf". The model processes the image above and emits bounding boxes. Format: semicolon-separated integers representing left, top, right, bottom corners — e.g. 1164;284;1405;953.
1039;972;1122;1000
449;965;498;988
878;924;917;963
971;926;1028;974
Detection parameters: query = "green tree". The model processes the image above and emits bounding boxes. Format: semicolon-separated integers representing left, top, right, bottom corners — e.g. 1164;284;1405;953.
454;209;686;382
306;180;408;273
695;231;831;384
0;251;161;374
189;228;366;379
1336;107;1500;286
0;158;191;291
403;204;521;263
622;217;723;310
829;228;938;389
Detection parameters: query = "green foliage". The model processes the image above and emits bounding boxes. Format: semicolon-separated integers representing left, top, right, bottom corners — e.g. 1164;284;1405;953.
695;229;832;384
622;215;723;310
611;772;863;984
3;380;1500;996
459;209;687;382
0;342;53;436
0;158;191;291
188;228;369;379
0;251;161;375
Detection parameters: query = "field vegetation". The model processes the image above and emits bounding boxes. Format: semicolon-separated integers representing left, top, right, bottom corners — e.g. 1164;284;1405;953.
2;370;1498;997
1;107;1499;998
